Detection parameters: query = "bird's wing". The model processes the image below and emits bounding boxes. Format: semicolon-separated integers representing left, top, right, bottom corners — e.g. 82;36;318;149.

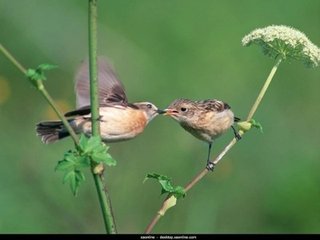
64;103;128;117
198;99;228;112
75;57;128;108
64;105;92;117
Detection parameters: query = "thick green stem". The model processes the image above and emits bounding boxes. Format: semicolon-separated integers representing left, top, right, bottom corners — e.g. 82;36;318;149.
0;43;79;144
92;174;117;234
88;0;117;234
246;57;282;120
88;0;100;137
144;58;283;233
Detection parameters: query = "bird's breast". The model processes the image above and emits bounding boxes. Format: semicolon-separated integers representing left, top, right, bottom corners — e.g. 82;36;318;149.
74;107;148;142
180;109;235;142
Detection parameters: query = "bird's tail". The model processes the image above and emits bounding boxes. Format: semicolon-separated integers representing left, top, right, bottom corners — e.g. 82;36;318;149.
36;120;72;144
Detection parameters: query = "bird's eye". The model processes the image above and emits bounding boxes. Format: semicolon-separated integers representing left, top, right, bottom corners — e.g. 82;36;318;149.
180;107;187;112
146;104;152;109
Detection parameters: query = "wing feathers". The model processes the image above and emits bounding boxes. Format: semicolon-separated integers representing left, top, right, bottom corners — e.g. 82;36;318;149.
75;57;128;108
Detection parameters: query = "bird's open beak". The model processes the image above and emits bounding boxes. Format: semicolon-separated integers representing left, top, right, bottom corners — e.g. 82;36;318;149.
162;109;178;116
156;109;166;114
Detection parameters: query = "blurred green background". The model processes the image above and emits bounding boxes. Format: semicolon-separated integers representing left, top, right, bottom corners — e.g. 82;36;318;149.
0;0;319;234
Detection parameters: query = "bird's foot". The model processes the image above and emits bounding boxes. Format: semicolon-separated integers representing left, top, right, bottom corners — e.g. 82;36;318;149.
206;161;216;171
235;132;242;141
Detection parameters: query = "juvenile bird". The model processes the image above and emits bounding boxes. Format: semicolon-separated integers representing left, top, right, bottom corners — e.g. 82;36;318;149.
36;58;164;144
163;98;240;170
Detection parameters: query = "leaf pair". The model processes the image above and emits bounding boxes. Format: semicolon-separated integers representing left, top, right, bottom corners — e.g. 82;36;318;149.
26;64;57;89
56;134;116;196
144;173;186;199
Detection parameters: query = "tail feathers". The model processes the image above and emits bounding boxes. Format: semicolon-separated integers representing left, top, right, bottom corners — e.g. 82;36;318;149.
36;121;71;144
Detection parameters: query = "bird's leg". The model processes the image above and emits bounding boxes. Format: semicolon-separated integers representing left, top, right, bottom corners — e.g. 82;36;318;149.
231;125;241;141
206;142;215;171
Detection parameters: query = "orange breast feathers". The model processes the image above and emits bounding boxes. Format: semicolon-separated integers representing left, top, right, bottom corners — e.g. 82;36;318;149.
99;106;148;136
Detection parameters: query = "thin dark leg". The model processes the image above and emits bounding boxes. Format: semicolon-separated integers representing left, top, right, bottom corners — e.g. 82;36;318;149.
231;125;241;141
206;142;215;171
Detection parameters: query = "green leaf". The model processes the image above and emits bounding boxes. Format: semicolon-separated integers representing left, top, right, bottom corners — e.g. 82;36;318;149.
63;170;75;184
75;170;86;182
37;64;58;71
79;135;116;166
250;119;263;133
79;134;89;152
26;63;57;89
76;156;91;168
144;173;186;199
86;136;101;153
55;160;75;171
57;135;116;195
91;152;116;166
62;170;85;196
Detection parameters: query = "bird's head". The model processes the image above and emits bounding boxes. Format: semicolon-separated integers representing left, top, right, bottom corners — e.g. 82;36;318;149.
134;102;165;123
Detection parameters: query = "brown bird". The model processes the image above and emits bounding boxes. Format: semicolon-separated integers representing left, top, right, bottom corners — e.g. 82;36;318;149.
36;58;164;144
164;98;240;170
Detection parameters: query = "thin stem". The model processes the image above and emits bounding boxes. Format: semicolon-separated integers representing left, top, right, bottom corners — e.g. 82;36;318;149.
145;214;162;234
39;87;79;144
0;43;79;144
0;44;27;74
88;0;117;234
246;57;282;120
145;58;283;233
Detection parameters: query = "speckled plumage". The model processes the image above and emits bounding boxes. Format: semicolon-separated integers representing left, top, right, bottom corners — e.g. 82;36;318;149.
165;98;236;143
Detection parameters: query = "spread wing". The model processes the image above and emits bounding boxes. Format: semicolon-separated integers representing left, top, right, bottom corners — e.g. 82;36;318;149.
75;57;128;108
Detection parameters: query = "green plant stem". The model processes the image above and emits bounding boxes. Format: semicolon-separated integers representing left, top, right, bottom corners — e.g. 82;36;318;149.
88;0;117;234
0;43;79;144
246;57;282;120
88;0;100;137
144;58;283;233
93;174;117;234
39;87;79;144
0;44;26;74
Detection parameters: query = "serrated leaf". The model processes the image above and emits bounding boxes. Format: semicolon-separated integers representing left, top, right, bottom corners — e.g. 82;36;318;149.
91;152;116;166
75;170;85;182
86;136;101;153
62;170;84;196
63;151;77;163
145;173;186;199
76;156;91;168
63;170;75;184
57;136;116;195
55;160;75;171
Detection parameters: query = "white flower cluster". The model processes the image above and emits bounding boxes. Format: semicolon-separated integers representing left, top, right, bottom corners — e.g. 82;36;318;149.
242;25;320;67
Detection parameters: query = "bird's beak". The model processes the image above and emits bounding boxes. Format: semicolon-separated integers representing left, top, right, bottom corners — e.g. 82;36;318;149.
162;108;178;116
156;109;166;114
